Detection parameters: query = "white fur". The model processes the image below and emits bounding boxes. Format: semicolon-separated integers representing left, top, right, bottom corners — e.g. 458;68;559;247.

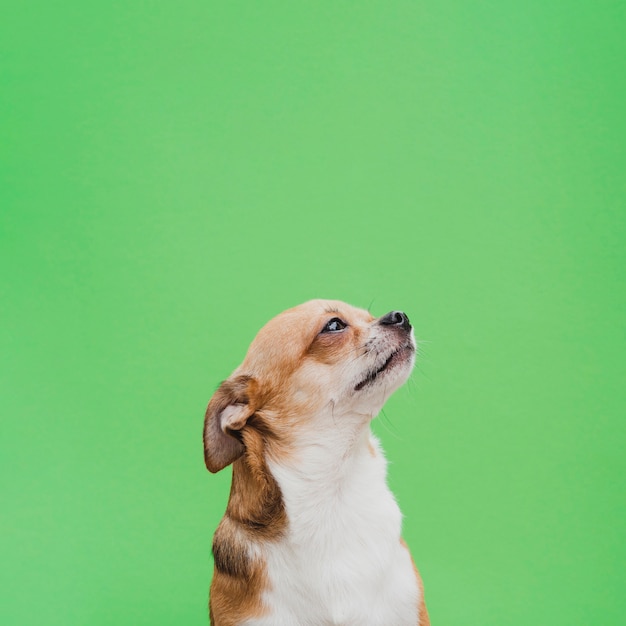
244;416;420;626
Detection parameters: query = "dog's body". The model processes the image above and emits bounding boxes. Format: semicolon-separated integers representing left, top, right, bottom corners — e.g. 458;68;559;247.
203;300;429;626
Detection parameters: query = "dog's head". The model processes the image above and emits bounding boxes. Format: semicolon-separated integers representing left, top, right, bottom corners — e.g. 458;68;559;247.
203;299;416;472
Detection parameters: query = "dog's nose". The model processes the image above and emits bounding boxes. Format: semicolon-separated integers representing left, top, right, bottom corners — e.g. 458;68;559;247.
378;310;411;332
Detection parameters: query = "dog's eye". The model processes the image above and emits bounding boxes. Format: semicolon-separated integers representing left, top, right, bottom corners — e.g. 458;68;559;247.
321;317;347;333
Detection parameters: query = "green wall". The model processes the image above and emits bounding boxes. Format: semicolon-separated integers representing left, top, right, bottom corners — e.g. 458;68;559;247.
2;2;624;624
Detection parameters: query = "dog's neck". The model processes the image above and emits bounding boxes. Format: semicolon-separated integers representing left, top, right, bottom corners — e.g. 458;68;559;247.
229;408;391;540
234;410;416;625
265;409;399;545
274;414;374;487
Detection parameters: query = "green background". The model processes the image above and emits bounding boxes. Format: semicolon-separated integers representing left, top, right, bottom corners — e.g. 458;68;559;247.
2;1;624;624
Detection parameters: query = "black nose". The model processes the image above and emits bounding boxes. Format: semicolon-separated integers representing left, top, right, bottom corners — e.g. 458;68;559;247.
378;310;411;332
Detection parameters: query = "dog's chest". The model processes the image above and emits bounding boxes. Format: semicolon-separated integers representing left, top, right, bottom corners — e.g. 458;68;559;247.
247;440;420;625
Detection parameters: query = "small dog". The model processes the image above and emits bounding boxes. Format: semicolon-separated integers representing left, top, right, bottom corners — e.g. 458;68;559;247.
203;300;429;626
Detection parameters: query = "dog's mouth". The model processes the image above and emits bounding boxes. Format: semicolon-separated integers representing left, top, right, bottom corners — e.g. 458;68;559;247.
354;344;414;391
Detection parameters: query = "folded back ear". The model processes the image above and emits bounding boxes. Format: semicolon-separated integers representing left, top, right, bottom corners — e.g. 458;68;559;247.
203;375;258;473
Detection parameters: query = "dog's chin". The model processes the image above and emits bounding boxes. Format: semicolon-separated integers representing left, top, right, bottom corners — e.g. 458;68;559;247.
352;344;415;396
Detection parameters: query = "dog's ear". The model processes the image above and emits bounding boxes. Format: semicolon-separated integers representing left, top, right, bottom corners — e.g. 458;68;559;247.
203;375;258;473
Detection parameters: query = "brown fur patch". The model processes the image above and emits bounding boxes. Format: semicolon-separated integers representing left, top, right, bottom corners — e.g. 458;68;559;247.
209;555;267;626
212;517;253;579
226;425;286;538
209;422;287;624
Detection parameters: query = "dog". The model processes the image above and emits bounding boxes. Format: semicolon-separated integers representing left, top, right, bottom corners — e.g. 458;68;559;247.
203;299;429;626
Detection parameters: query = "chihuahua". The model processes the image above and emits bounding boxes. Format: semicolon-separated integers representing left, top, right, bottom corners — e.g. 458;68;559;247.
203;299;429;625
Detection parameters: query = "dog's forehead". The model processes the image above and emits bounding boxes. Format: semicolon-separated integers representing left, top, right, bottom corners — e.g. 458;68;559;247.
240;300;372;373
262;299;372;337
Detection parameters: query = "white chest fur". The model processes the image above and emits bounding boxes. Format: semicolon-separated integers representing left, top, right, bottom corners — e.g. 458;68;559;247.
244;428;420;626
